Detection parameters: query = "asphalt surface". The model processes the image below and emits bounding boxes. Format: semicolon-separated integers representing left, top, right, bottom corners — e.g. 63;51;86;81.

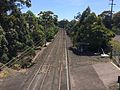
0;29;118;90
66;35;107;90
93;62;120;90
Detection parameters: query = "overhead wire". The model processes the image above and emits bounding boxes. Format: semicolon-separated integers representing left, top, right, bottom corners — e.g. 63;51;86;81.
0;39;43;70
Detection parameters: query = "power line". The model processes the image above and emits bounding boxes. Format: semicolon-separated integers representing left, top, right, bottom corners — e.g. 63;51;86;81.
0;40;42;70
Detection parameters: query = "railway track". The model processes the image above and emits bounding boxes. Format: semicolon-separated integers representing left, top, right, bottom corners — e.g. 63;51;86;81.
39;64;51;90
25;29;69;90
37;30;63;90
26;30;62;90
0;29;71;90
13;30;60;90
50;29;64;90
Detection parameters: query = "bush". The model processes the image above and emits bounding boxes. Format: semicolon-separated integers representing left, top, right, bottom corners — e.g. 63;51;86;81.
1;53;9;64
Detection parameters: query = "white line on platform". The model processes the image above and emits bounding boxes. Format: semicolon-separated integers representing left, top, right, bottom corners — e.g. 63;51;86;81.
111;62;120;71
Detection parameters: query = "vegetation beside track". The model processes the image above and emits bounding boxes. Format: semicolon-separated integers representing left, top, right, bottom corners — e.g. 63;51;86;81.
0;0;58;69
59;7;120;53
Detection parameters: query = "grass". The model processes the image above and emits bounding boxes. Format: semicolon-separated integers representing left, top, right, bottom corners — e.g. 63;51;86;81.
110;40;120;67
108;82;119;90
0;70;9;78
110;40;120;51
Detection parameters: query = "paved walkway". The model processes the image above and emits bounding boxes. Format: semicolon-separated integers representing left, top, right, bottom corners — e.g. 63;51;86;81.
93;62;120;89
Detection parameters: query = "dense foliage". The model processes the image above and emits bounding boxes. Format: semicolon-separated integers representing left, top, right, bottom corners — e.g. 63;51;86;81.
112;11;120;34
100;11;120;34
0;0;58;68
58;19;70;29
60;7;115;52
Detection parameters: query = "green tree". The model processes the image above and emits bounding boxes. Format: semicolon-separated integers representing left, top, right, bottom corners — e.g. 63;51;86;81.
0;0;31;63
70;7;115;52
0;0;31;14
0;25;9;63
99;11;112;29
112;11;120;34
58;19;70;29
0;0;59;68
38;11;58;45
79;7;91;23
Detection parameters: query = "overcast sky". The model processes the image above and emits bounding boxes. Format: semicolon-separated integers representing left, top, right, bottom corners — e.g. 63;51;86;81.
22;0;120;20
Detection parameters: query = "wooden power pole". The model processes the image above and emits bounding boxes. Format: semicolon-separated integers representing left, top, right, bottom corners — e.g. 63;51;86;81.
109;0;115;59
109;0;115;19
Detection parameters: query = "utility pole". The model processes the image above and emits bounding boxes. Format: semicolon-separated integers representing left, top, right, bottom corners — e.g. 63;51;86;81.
109;0;115;19
109;0;115;59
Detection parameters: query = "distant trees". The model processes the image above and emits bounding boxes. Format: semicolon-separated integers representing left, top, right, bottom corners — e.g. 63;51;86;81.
38;11;58;42
58;19;70;29
0;1;58;68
